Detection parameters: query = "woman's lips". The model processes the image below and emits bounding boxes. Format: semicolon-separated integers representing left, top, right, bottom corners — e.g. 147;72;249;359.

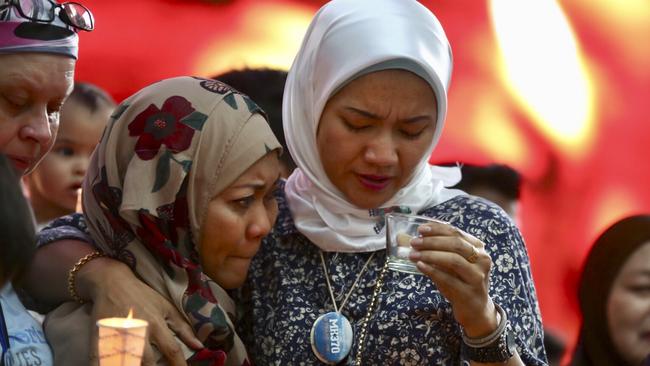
357;174;392;191
7;155;30;175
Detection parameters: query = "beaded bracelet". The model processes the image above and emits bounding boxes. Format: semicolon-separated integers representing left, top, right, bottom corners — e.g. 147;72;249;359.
67;251;105;304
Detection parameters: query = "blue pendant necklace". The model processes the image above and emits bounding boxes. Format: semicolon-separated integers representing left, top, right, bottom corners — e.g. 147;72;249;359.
311;251;375;364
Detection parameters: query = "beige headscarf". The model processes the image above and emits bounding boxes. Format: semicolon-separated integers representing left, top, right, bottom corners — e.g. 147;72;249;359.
45;76;280;365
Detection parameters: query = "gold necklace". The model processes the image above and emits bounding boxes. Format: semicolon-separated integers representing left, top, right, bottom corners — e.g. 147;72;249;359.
353;259;389;366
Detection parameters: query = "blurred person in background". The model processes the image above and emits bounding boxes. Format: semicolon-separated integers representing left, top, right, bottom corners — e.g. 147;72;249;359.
571;215;650;366
443;162;521;220
24;82;115;228
214;68;296;177
543;329;566;366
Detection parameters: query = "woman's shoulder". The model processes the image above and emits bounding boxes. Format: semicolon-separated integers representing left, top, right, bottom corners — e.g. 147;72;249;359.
36;213;93;248
418;195;524;260
420;194;514;229
272;179;298;236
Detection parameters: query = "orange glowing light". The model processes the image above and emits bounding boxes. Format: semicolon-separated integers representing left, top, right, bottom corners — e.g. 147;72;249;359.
194;3;313;76
472;95;528;166
590;188;639;242
586;0;649;27
490;0;596;158
127;308;133;320
572;0;650;78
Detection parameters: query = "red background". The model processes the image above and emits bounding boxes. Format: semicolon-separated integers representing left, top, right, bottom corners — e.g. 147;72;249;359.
72;0;650;360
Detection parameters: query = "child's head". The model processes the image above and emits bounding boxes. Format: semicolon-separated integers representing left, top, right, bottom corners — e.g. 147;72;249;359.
25;82;115;225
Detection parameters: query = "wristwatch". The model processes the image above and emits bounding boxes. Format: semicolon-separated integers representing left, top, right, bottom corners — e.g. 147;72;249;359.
461;321;517;363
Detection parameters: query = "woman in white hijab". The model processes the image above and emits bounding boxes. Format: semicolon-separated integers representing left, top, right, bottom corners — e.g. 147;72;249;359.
27;0;547;365
237;0;547;364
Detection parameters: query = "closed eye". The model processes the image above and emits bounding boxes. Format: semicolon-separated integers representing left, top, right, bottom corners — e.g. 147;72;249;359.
342;118;371;132
400;128;427;140
1;94;27;113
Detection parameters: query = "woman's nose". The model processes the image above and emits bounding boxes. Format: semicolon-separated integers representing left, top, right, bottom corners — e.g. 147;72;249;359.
247;204;274;240
364;133;398;166
19;110;56;151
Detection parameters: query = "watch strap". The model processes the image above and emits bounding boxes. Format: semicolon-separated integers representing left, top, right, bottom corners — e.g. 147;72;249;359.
461;321;516;363
461;303;516;363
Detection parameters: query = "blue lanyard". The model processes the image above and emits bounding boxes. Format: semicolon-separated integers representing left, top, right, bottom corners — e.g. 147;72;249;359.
0;302;9;366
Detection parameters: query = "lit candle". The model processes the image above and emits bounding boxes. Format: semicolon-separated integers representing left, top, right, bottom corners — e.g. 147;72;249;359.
97;309;149;366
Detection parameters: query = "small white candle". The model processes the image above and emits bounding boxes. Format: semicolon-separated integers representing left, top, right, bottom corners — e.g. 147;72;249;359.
97;310;149;366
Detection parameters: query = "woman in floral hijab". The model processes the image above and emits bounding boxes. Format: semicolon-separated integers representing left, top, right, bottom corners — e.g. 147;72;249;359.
43;76;281;365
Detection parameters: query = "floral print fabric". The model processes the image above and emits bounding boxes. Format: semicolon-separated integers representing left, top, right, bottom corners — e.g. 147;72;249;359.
36;186;548;365
41;76;280;366
236;183;548;365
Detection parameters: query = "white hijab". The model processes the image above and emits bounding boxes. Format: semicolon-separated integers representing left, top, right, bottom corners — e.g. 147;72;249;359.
284;0;464;253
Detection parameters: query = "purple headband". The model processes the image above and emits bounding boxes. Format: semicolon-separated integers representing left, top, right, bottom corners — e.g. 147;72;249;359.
0;4;79;59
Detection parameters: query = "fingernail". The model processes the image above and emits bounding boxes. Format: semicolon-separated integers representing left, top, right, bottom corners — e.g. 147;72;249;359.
192;339;205;349
409;250;421;260
410;237;423;246
418;225;432;233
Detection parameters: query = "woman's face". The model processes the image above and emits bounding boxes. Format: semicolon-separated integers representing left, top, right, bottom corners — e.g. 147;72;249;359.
0;53;75;175
607;241;650;365
199;152;281;289
317;69;437;209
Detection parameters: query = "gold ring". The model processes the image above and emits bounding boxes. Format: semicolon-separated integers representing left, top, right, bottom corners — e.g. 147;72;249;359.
466;246;479;264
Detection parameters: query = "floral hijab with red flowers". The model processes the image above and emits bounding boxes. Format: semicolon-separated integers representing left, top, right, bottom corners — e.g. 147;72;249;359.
83;76;280;365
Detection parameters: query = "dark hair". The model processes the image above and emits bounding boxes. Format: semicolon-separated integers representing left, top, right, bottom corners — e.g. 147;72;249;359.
543;329;566;365
67;81;116;114
0;154;36;285
443;163;521;200
571;214;650;366
212;68;295;172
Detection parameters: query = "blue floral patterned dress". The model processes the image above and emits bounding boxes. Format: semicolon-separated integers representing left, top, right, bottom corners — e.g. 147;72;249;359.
37;184;548;365
235;184;547;365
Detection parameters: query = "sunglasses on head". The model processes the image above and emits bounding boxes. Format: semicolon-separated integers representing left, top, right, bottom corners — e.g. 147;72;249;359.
1;0;94;31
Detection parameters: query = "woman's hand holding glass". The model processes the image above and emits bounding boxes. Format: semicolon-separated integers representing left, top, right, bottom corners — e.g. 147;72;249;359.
408;221;499;338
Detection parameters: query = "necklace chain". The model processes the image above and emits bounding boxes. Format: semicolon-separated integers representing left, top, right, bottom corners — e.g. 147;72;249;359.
318;251;389;366
354;260;389;366
319;251;375;313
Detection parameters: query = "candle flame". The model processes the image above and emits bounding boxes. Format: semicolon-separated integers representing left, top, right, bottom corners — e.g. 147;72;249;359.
127;308;133;320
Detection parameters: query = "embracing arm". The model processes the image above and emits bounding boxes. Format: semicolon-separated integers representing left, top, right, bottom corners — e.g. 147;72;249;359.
21;218;202;365
22;239;95;306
